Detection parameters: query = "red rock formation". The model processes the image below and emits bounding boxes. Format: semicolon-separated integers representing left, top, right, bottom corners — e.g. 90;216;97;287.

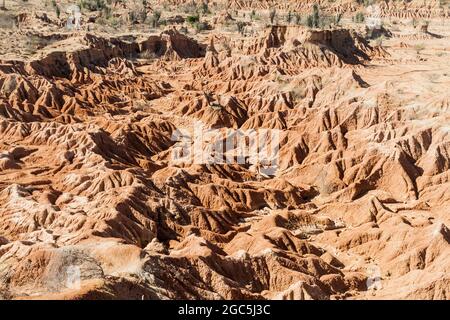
0;20;449;300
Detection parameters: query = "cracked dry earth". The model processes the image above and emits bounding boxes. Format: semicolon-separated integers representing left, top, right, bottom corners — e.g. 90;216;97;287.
1;12;450;301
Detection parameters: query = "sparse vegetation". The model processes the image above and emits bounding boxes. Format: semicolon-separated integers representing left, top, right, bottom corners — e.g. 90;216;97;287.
390;21;400;32
356;0;374;6
414;43;426;55
24;35;53;55
139;50;158;60
194;21;209;32
306;15;314;28
96;5;122;29
286;11;292;24
269;9;276;24
200;1;210;15
334;13;343;26
306;4;321;28
79;0;107;12
101;5;112;19
128;10;138;24
139;9;148;23
354;11;365;24
52;0;61;19
0;12;15;28
127;3;148;24
294;13;302;25
186;14;200;25
0;0;449;303
250;9;260;21
374;35;384;47
312;4;320;27
236;21;245;35
150;10;161;28
182;1;197;14
209;103;222;111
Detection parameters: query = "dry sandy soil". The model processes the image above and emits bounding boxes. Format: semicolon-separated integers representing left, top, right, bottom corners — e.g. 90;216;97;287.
0;0;449;300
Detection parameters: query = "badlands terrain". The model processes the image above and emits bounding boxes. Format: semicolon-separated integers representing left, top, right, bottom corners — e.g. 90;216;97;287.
0;0;449;300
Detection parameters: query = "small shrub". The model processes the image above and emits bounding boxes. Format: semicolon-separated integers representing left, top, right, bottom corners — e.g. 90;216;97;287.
305;4;320;28
374;35;384;47
199;2;210;15
354;12;365;23
108;17;121;28
269;9;276;24
139;50;157;60
24;35;52;54
0;12;15;29
149;10;161;28
129;11;138;24
334;13;342;25
51;0;61;19
139;10;147;23
186;14;199;25
356;0;373;6
96;12;121;28
286;11;292;24
182;2;197;14
194;21;209;32
312;4;320;27
306;15;314;28
294;13;302;25
101;6;112;19
210;103;222;110
236;21;245;35
414;43;425;54
79;0;107;11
